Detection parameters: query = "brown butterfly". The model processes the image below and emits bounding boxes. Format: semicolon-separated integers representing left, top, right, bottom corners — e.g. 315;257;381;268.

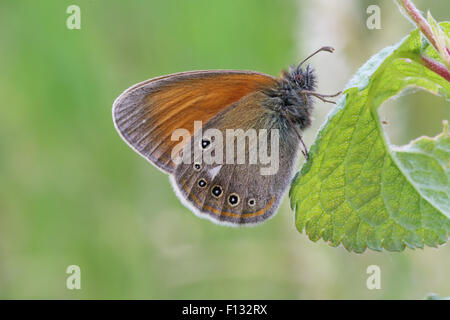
112;47;340;226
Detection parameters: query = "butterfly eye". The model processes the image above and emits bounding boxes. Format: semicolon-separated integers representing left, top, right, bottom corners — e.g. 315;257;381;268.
200;138;211;149
247;198;256;207
198;178;207;188
295;73;304;85
228;193;240;206
211;185;223;198
193;163;202;171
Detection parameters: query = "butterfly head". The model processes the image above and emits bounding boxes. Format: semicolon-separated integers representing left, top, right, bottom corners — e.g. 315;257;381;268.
284;64;316;92
275;65;317;120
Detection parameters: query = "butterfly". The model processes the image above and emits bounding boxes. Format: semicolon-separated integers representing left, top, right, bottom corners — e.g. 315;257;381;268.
112;46;340;226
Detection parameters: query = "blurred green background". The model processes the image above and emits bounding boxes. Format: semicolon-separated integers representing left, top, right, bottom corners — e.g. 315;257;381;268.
0;0;449;299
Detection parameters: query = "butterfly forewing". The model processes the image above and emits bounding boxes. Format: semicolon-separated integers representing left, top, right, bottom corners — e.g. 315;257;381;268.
113;70;277;173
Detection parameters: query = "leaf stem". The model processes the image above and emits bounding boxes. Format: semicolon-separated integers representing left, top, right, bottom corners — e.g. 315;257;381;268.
421;55;450;82
397;0;450;81
397;0;438;51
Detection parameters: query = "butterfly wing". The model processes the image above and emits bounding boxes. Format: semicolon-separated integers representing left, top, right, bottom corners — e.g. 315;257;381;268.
172;91;301;225
113;70;277;173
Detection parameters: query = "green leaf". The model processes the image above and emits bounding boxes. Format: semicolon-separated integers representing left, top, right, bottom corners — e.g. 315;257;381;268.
427;12;450;69
289;22;450;253
392;121;450;219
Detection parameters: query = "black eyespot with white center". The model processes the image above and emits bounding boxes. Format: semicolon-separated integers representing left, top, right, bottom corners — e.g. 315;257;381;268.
198;178;207;188
228;193;240;206
193;163;201;171
248;198;256;207
211;185;223;198
200;138;211;149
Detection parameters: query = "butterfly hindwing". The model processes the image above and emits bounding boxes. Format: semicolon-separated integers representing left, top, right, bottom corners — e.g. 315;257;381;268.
172;91;300;225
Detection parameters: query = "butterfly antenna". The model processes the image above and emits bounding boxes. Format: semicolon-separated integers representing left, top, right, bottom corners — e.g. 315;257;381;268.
284;111;309;160
298;46;335;69
302;90;342;104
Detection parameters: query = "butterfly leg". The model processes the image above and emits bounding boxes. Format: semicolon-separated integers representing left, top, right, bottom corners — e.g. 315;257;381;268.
301;92;308;106
301;90;342;104
284;111;309;160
